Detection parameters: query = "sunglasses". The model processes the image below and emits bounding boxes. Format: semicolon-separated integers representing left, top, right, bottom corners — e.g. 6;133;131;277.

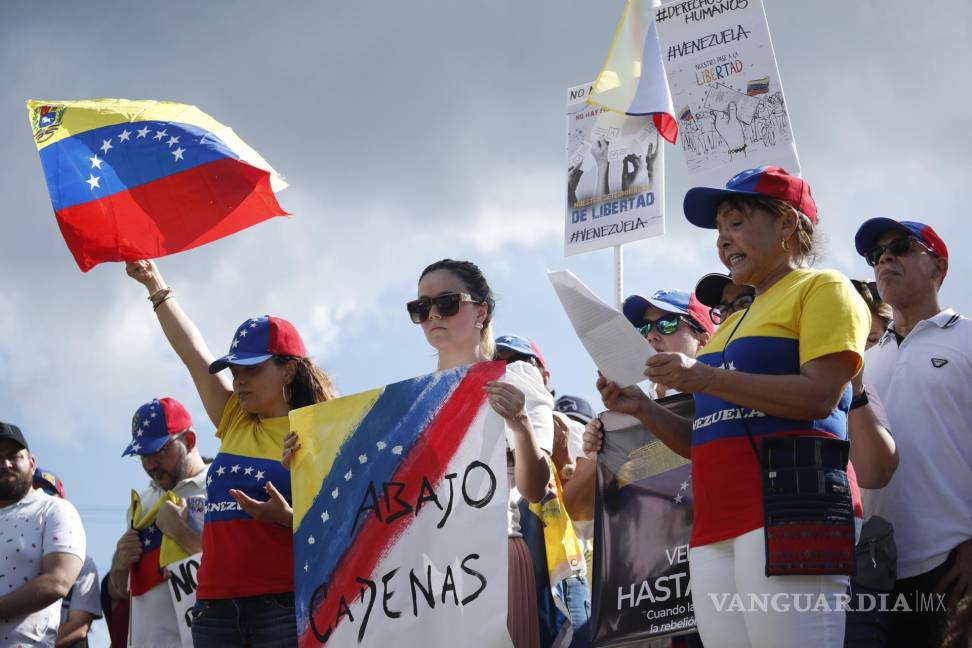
498;352;542;369
864;236;934;267
406;292;479;324
638;314;698;337
709;294;754;324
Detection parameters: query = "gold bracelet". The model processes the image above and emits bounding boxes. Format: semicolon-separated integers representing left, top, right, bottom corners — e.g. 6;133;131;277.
148;288;172;309
153;294;174;312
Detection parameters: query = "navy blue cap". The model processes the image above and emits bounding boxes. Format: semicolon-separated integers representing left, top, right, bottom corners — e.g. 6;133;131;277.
554;395;594;424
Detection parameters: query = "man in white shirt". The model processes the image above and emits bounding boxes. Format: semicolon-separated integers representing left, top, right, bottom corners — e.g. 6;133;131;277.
0;422;86;648
107;398;208;647
854;218;972;647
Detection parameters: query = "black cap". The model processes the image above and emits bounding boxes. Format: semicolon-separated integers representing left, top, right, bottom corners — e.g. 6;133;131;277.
694;273;734;309
0;422;28;451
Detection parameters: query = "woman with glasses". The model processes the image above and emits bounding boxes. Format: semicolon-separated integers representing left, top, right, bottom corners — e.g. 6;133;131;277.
850;279;893;349
125;259;336;647
694;272;755;326
596;167;871;647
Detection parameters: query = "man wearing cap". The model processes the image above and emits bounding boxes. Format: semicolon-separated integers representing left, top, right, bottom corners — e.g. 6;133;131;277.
31;468;102;648
854;218;972;646
0;422;86;647
108;398;208;647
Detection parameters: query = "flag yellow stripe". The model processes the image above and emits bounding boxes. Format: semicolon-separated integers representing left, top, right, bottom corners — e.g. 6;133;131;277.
589;0;641;114
288;387;385;529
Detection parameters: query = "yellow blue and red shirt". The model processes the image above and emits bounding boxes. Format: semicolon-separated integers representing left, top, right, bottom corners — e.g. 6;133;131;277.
197;394;294;599
691;268;869;547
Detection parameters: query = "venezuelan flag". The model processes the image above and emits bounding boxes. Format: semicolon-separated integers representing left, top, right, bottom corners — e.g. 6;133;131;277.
589;1;678;144
289;361;506;648
747;77;770;96
27;99;288;271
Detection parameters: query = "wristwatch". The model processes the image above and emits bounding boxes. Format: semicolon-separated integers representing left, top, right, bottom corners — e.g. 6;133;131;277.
849;389;869;411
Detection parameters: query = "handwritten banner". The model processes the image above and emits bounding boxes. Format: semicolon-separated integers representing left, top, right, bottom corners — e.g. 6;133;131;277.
289;362;512;648
591;395;697;646
566;82;665;256
166;553;203;648
655;0;800;188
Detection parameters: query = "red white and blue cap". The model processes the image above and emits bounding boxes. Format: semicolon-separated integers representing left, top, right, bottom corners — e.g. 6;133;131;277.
208;315;308;374
854;218;949;262
623;289;715;335
122;397;193;457
33;467;66;498
683;166;817;229
495;334;547;370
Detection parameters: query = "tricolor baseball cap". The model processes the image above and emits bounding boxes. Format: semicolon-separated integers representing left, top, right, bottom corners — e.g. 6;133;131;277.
683;166;817;229
208;315;308;374
33;467;66;499
495;334;547;370
853;218;949;264
694;273;734;309
122;398;193;457
623;288;715;335
554;395;594;425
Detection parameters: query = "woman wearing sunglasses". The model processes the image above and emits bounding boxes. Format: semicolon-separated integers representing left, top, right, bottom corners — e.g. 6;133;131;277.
621;288;715;398
694;272;755;326
409;259;553;648
126;259;336;647
596;167;871;647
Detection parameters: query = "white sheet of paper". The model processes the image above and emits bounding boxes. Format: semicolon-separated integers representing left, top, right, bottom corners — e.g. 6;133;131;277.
548;269;655;387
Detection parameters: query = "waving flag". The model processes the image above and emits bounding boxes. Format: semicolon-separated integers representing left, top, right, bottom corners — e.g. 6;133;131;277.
289;362;511;648
589;2;677;144
27;99;288;271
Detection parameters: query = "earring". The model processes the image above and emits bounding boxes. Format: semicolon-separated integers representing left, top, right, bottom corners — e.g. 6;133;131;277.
475;322;483;330
781;239;790;251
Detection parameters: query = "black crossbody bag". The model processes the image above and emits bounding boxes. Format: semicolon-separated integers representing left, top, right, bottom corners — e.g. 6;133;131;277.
721;307;857;577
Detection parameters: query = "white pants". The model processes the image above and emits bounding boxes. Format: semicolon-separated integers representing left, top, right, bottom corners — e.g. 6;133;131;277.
689;527;848;648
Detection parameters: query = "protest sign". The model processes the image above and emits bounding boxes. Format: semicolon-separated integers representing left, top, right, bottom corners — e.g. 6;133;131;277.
591;395;697;646
655;0;800;188
165;552;203;648
566;82;665;256
289;362;513;648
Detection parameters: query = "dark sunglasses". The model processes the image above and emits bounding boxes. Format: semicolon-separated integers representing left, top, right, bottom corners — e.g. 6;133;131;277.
638;314;698;337
406;292;479;324
709;294;754;324
498;352;541;369
864;236;934;267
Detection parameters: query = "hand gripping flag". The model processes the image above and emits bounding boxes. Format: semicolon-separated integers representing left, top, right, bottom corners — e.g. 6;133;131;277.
27;99;288;271
589;1;678;144
129;489;193;596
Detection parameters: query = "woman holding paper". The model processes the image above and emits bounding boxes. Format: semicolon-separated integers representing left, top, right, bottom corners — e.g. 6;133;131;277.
125;259;336;648
596;167;868;647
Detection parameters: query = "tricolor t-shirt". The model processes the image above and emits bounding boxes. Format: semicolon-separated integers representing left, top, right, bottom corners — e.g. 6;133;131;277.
691;268;868;547
196;394;294;599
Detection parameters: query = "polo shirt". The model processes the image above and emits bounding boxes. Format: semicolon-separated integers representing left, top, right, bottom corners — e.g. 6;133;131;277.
861;308;972;579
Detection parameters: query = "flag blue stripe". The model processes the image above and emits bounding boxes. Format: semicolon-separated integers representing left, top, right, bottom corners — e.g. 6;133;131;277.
206;451;293;523
38;121;240;212
293;366;468;628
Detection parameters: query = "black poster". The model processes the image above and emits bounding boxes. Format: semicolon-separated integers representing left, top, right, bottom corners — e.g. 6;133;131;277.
591;393;697;647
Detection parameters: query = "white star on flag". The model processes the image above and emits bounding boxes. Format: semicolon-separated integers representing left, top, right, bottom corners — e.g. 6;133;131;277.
255;470;265;481
89;155;102;169
231;465;240;473
239;330;247;337
166;135;180;146
674;493;683;504
308;535;316;545
144;538;151;547
358;454;367;464
250;322;258;328
304;562;309;572
216;466;226;476
86;174;100;190
135;430;143;437
207;476;213;485
331;487;339;499
100;139;112;154
171;147;185;161
680;481;689;491
344;470;352;481
392;445;403;455
154;129;168;140
376;441;387;450
244;466;254;475
136;126;150;138
321;511;330;524
118;129;132;142
142;419;149;427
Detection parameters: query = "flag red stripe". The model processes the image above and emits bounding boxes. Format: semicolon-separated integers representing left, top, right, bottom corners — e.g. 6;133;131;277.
299;361;504;647
54;157;287;271
653;113;679;145
129;546;163;597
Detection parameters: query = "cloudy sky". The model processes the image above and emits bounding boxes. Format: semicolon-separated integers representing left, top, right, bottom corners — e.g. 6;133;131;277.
2;1;969;643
